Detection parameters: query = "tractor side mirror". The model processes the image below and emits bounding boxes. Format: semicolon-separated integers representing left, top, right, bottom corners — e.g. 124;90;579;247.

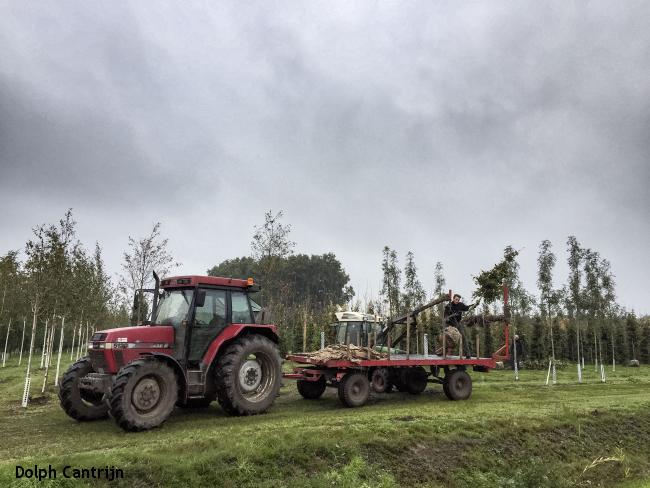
195;290;206;308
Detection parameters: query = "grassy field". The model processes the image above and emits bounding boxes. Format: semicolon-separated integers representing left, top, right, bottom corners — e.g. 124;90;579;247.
1;356;649;487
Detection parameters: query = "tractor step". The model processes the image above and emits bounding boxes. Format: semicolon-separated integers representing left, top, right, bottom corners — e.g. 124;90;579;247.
187;370;205;395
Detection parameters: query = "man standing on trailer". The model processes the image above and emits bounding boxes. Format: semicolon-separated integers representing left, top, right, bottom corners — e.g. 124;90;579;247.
444;294;472;358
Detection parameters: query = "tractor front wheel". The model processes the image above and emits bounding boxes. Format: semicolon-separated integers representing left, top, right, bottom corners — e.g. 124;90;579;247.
215;335;282;416
59;357;109;421
108;360;178;431
338;372;370;408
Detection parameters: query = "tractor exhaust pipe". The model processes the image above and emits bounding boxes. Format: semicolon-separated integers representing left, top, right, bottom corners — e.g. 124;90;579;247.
152;271;160;320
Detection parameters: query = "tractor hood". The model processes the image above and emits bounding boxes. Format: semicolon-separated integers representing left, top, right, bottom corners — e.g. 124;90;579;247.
93;326;175;346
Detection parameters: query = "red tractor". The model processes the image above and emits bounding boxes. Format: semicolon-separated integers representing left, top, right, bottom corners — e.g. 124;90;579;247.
58;274;282;431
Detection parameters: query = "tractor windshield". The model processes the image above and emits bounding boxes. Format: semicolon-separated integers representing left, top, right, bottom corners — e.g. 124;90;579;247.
154;289;194;328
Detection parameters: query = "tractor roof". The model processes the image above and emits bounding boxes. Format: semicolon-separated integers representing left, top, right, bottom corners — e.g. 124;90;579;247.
335;311;384;323
161;275;253;289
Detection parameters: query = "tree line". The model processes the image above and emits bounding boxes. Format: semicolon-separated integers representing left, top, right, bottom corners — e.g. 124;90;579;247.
0;209;648;365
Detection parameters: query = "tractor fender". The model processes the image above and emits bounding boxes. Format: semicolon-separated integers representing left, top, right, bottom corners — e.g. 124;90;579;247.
139;352;188;400
202;324;279;370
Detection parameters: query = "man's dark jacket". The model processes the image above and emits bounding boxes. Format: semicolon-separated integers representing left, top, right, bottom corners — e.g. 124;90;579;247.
444;301;470;326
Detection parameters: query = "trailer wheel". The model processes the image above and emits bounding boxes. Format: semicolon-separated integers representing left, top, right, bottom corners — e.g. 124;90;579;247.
405;367;428;395
215;334;282;416
370;368;390;393
338;372;370;408
59;357;109;421
392;369;408;392
443;369;472;401
109;359;178;431
297;377;327;399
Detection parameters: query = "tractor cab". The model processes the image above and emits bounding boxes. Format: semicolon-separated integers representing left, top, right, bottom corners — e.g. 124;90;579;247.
332;311;384;347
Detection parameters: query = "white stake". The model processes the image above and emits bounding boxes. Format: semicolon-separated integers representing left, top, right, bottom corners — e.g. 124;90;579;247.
42;317;57;392
2;317;11;367
577;362;582;383
612;335;616;372
594;333;598;373
54;317;65;387
40;319;49;369
545;358;552;385
552;360;557;385
22;309;38;408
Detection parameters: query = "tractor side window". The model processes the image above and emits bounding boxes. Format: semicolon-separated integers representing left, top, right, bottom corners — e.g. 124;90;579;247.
194;289;227;328
231;291;253;324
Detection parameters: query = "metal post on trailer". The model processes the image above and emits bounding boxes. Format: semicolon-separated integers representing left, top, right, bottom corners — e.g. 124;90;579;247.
387;330;391;361
476;335;480;359
423;333;429;357
320;331;325;350
406;313;411;359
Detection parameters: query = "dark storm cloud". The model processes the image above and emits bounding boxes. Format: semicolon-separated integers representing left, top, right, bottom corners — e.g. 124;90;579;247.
0;1;648;312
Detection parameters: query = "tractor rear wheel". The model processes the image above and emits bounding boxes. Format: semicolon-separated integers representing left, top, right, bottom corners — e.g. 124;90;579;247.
108;359;178;431
59;357;109;421
405;367;428;395
215;335;282;416
443;369;472;401
338;372;370;408
297;377;327;399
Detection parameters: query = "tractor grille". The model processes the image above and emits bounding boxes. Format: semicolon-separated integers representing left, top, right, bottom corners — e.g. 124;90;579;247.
89;350;108;372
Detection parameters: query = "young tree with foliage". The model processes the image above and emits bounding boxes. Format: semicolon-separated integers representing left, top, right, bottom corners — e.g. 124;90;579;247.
402;251;426;311
120;222;178;324
380;247;401;317
537;240;557;363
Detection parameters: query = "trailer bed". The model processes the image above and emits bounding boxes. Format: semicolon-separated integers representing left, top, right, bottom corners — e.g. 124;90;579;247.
285;353;496;370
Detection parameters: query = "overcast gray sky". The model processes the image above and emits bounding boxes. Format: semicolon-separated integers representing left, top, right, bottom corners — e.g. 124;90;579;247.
1;1;649;313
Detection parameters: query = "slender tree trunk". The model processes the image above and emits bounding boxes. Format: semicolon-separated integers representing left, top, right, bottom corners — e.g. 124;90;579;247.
18;317;26;366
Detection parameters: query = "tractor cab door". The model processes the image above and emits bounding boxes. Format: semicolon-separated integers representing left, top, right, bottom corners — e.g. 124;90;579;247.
187;289;228;364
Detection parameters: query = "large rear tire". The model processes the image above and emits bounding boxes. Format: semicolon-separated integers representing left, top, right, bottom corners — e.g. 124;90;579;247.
59;357;109;421
108;359;178;431
338;372;370;408
443;369;472;401
297;377;327;399
215;335;282;416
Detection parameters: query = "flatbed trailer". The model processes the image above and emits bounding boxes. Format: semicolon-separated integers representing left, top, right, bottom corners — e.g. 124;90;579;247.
284;353;498;407
284;285;510;408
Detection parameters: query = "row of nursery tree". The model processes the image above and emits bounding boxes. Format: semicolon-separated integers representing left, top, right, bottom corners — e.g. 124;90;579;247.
0;209;648;364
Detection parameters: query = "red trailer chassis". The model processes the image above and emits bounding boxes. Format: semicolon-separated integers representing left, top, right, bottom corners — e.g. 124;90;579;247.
284;353;498;407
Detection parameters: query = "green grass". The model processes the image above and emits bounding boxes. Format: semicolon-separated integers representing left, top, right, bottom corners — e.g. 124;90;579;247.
1;356;649;487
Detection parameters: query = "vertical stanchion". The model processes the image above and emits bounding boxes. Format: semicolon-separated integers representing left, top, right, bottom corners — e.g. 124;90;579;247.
476;336;480;359
513;334;519;381
406;313;411;359
387;331;391;361
442;330;447;359
84;321;89;356
423;333;429;357
320;331;325;350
